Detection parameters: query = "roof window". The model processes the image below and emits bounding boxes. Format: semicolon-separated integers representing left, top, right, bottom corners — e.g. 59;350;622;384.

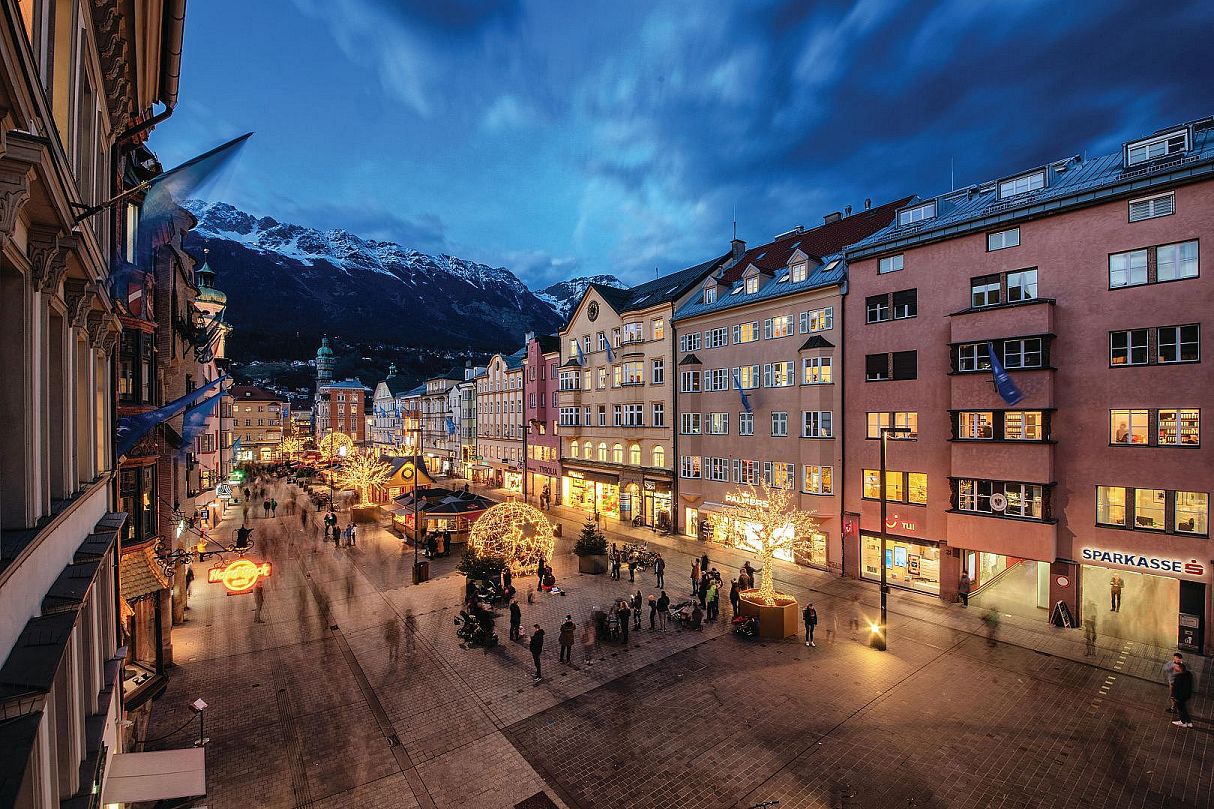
897;201;936;226
1125;129;1188;167
998;170;1045;199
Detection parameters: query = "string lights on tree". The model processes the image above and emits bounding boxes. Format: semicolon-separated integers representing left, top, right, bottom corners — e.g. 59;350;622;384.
467;501;555;575
710;480;821;606
317;431;355;463
335;449;391;503
278;435;304;460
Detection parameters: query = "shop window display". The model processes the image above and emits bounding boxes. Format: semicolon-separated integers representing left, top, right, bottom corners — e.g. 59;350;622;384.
861;535;940;595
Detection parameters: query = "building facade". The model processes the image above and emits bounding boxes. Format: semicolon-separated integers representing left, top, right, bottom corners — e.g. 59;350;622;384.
315;379;366;444
370;364;418;453
559;262;725;529
420;368;464;475
231;385;288;462
844;117;1214;654
524;334;561;504
476;349;526;491
188;252;233;528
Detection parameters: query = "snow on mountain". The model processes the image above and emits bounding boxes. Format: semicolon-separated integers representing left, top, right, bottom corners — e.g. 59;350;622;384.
536;274;626;319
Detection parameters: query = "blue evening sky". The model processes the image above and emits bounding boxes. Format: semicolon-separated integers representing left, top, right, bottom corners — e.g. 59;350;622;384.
152;0;1214;288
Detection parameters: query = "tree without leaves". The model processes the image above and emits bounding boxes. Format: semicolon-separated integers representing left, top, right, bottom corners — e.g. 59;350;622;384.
335;449;392;503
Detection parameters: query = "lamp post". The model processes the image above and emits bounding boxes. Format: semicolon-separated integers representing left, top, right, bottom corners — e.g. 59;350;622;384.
874;425;913;651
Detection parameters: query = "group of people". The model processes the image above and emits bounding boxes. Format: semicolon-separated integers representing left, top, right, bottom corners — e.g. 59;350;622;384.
320;509;357;547
607;543;665;586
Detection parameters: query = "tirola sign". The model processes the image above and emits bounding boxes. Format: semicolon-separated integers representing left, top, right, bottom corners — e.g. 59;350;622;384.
1080;547;1205;578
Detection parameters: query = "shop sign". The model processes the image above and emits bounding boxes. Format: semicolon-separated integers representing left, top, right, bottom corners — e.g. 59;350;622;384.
207;559;273;594
644;480;656;491
885;513;917;532
216;484;233;500
725;491;769;508
568;470;585;479
1080;547;1205;578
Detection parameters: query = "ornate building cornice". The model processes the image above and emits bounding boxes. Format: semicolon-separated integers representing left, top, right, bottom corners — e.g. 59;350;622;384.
28;226;77;294
63;278;97;329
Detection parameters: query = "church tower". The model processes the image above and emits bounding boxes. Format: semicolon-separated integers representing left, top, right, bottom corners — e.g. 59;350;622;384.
315;336;335;389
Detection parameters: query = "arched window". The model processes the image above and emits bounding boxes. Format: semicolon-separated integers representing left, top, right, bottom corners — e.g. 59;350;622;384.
569;440;579;458
652;445;666;467
629;443;641;465
612;443;623;463
584;440;594;458
597;442;607;461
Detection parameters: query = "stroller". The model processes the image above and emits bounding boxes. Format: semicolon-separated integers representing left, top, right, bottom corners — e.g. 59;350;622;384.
731;614;759;639
668;600;701;630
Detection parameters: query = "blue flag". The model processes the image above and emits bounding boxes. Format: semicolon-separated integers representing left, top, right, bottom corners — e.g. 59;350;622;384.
178;390;224;456
732;369;753;414
231;437;242;458
987;341;1024;405
605;342;616;363
575;341;587;367
116;375;227;457
446;416;457;437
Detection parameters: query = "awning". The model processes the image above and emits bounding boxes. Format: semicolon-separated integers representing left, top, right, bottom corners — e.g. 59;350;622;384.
100;748;206;804
562;467;619;485
119;546;170;601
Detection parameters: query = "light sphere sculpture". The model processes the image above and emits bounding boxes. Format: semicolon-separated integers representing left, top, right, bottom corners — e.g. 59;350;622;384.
467;501;555;576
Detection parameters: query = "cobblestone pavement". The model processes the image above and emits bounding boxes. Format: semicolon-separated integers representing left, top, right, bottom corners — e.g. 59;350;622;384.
146;478;1212;809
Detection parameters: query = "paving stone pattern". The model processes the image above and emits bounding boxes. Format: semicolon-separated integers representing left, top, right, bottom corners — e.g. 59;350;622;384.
144;478;1212;809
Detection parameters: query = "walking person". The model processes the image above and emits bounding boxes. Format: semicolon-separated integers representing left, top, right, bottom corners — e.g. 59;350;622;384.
300;509;308;530
627;556;637;583
697;575;709;610
509;600;522;641
385;619;401;665
348;522;357;547
706;579;719;621
559;615;576;664
657;590;669;629
632;591;643;630
803;602;818;646
648;594;658;630
1163;653;1184;713
700;552;710;576
958;571;971;608
691;560;701;597
529;624;545;681
581;620;596;664
1109;573;1124;612
536;558;547;592
654;554;665;589
1171;661;1194;728
1083;614;1097;656
263;498;271;519
253;582;266;623
618;602;631;644
270;498;278;517
729;579;741;618
404;609;417;655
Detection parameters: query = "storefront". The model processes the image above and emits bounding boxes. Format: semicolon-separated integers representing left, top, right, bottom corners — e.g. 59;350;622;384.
562;468;620;519
1079;547;1207;652
962;551;1020;591
861;533;941;596
641;479;673;530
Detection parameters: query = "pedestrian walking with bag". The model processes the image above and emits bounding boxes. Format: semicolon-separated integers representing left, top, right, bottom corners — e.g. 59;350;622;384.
803;603;818;646
529;625;545;681
958;572;971;608
559;616;575;664
1171;661;1195;728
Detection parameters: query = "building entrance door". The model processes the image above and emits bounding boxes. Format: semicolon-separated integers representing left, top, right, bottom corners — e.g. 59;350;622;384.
1080;565;1179;650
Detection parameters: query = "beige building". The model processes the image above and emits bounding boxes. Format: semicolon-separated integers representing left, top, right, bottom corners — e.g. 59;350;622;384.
475;348;525;491
558;260;726;529
231;385;287;461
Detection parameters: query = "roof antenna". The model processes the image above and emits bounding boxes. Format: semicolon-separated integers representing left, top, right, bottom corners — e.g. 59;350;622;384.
732;201;737;241
950;157;955;192
654;266;658;278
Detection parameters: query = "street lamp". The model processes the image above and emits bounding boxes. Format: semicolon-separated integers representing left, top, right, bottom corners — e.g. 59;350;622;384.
873;425;913;651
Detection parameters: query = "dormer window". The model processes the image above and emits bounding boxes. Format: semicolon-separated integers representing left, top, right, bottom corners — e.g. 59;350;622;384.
1126;129;1188;167
998;170;1045;199
745;276;759;294
897;201;935;226
790;261;808;283
703;285;717;304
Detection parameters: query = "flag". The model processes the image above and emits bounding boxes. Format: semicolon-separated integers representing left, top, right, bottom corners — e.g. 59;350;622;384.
575;341;587;367
605;342;616;363
231;437;242;458
446;416;457;437
116;375;227;457
178;390;223;456
732;369;753;414
986;341;1024;406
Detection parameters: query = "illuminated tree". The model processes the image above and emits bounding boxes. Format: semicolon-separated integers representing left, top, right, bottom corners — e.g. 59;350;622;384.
468;501;555;575
317;431;355;463
278;435;304;459
336;449;392;502
709;480;821;606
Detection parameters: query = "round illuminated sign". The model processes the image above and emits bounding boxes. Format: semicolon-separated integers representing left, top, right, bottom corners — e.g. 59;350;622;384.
1056;576;1070;588
587;301;599;321
401;463;415;480
207;559;273;594
990;493;1008;512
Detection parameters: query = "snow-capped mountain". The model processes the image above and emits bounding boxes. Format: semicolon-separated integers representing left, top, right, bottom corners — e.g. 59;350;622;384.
183;200;562;351
536;274;625;319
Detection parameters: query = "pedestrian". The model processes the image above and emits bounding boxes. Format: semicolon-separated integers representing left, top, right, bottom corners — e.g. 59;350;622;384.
333;524;342;548
1163;653;1184;713
729;579;741;617
347;522;357;547
243;486;250;501
632;591;643;630
559;615;575;664
958;571;971;608
698;575;709;610
509;600;522;641
802;602;818;647
185;566;194;599
610;550;620;581
700;552;709;575
503;567;513;592
253;582;266;623
404;609;416;655
300;509;308;530
581;620;596;664
1171;661;1194;728
1110;573;1124;612
385;619;401;664
529;624;545;680
618;602;631;643
654;554;665;588
443;529;452;552
741;561;755;589
1082;614;1097;656
982;608;1001;647
627;556;637;583
536;558;546;592
657;590;669;629
691;560;701;597
648;594;657;630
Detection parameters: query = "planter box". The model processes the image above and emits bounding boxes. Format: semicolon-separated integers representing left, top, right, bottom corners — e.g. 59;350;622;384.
577;554;608;575
738;591;799;639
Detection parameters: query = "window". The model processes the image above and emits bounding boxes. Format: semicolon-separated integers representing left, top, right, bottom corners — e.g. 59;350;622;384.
987;227;1021;251
802;356;832;384
735;365;760;389
704;368;728;392
791;261;808;282
1006;269;1037;303
898;202;935;225
120;466;158;544
998;171;1045;199
706;457;729;482
1004;411;1043;441
653;446;665;467
764;315;794;339
680;412;701;434
1110;329;1148;366
803;465;833;495
569;440;579;458
652;403;665;427
892;289;917;319
971;274;1001;308
908;473;928;505
733;321;759;344
611;444;623;463
1176;492;1208;535
1099;485;1208;535
707;412;729;435
771;411;788;437
744;276;760;294
704;286;717;304
892;351;917;380
1109;249;1148;288
801;411;833;438
1126;129;1188;166
598;406;606;426
679;332;702;352
1158;409;1200;446
800;307;833;333
1128;192;1175;222
1110;409;1149;445
957;479;1044;519
1156;241;1198;282
764;462;794;490
597;442;608;461
1096;486;1126;527
1134;488;1166;529
862;469;880;499
558;407;579;427
680;370;701;393
651;359;664;385
653;318;665;340
597;332;608;351
738;412;753;436
704;327;728;349
866;411;918;439
620;361;644;385
680;455;701;478
879;254;904;274
1002;338;1042;369
865;354;889;381
734;459;760;485
958;411;994;439
866;294;890;323
1158;324;1199;364
622;403;644;427
763;361;794;388
597;368;607;389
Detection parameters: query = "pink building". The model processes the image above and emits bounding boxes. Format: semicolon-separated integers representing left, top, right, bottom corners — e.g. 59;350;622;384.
844;117;1214;654
524;333;561;505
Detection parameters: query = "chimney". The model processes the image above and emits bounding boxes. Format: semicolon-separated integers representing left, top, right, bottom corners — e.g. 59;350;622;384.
823;211;842;224
864;198;872;211
731;238;746;259
844;205;852;217
525;330;535;344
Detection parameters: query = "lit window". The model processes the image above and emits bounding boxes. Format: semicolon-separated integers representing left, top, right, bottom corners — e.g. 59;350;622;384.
744;276;759;294
1004;411;1043;441
998;171;1045;199
987;227;1020;251
652;445;665;467
1158;409;1200;446
1096;486;1126;527
1134;488;1166;529
1110;409;1150;445
597;442;607;461
802;465;833;495
802;357;831;385
1175;491;1208;535
959;411;994;439
704;286;717;304
790;261;808;282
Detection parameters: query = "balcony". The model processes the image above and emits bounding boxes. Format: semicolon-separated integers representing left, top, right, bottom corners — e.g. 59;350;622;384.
949;298;1053;344
950;440;1052;484
945;510;1056;561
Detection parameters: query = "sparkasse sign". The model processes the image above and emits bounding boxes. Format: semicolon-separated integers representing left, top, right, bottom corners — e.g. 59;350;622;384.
1080;547;1206;579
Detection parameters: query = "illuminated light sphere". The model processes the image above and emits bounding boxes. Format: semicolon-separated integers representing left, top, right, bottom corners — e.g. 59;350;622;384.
467;501;555;576
318;431;355;462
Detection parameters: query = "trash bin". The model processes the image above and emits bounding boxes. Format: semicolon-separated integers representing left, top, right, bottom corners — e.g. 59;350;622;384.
412;560;430;584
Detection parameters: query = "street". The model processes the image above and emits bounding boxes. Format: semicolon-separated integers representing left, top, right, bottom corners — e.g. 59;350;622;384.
146;479;1212;809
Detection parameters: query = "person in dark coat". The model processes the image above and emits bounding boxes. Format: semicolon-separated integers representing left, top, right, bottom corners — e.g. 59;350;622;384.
631;591;643;630
654;554;665;588
698;576;710;609
529;625;545;680
536;558;547;592
558;615;576;663
1171;661;1195;728
700;552;710;574
803;603;818;647
648;595;658;630
729;579;741;617
617;603;631;643
509;601;522;641
958;572;972;608
656;591;670;629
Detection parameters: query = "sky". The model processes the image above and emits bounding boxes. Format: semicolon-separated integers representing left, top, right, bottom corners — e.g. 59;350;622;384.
153;0;1214;289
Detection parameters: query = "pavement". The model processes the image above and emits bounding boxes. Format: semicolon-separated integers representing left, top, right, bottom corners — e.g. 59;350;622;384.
144;476;1213;809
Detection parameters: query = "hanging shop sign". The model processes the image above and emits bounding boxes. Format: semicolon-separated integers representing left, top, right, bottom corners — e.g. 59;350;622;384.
216;483;233;500
207;559;273;594
1080;547;1205;579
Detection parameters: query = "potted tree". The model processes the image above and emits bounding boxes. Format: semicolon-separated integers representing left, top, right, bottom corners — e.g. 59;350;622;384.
573;516;608;574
